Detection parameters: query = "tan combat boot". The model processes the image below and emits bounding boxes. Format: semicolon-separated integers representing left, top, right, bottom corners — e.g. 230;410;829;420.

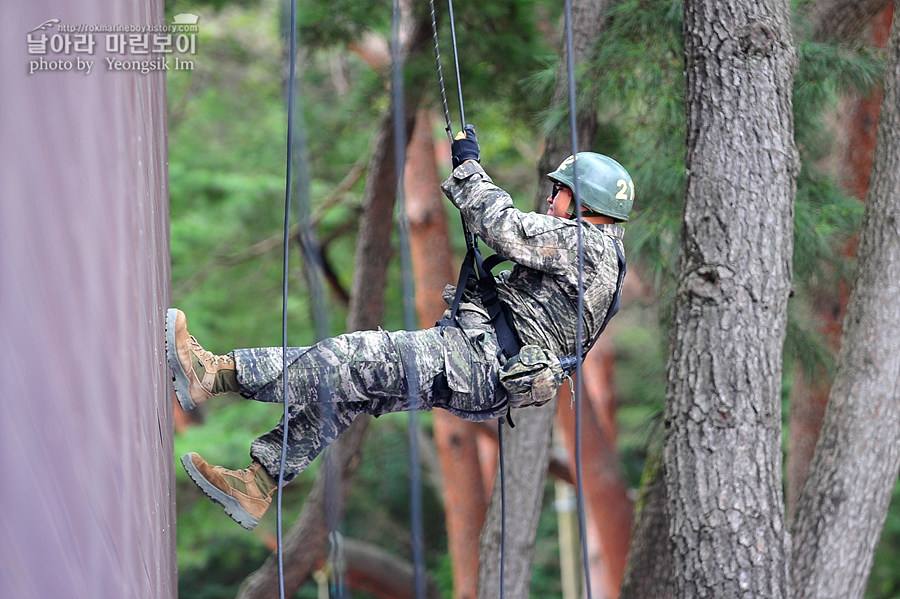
181;452;277;531
165;308;238;410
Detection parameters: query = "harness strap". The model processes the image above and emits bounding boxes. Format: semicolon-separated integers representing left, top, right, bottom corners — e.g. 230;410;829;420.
439;243;521;360
594;241;627;341
561;240;627;374
473;250;521;359
442;235;626;371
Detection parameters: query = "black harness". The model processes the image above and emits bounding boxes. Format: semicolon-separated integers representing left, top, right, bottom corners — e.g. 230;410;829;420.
438;224;627;375
437;243;523;357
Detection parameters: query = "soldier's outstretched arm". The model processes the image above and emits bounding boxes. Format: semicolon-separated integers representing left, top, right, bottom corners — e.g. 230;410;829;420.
441;161;576;276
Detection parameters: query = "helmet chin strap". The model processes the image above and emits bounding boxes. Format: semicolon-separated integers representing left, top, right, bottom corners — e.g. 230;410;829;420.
567;203;609;221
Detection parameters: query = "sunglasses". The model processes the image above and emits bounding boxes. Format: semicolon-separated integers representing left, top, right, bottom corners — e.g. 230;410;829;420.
551;182;566;198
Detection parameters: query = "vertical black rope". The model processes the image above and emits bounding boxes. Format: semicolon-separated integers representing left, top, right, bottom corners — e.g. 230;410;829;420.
391;1;426;596
429;0;454;142
498;418;507;599
563;0;593;596
277;0;297;598
433;0;480;265
430;4;508;596
446;0;466;129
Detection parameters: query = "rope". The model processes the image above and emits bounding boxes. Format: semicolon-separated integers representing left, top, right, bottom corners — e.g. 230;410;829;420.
278;2;345;597
389;0;427;596
429;0;479;261
563;0;594;595
446;0;466;128
498;418;507;599
429;4;510;595
277;0;298;597
429;0;454;142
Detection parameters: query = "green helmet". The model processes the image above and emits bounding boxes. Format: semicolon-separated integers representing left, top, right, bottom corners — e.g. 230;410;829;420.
547;152;635;222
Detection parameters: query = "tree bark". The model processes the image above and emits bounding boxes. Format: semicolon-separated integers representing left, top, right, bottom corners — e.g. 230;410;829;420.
346;101;420;332
406;109;488;599
665;0;798;597
785;368;831;521
620;449;674;599
790;7;900;598
346;15;431;333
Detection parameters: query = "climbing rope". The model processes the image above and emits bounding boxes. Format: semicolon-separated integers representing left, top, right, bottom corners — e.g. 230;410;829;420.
429;2;512;595
389;0;427;596
277;0;298;597
498;418;507;599
278;1;346;597
563;0;595;595
429;0;453;142
446;0;466;129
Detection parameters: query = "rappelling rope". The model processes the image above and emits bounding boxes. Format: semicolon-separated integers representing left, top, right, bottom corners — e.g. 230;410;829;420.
428;2;509;595
429;0;453;143
563;0;594;595
446;0;466;129
278;1;346;597
390;0;427;596
277;0;298;597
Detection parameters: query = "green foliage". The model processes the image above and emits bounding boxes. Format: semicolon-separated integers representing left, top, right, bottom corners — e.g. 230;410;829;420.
580;0;687;330
613;313;668;489
299;0;389;47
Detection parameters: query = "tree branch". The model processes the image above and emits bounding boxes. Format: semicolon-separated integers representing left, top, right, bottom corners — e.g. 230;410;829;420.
809;0;893;43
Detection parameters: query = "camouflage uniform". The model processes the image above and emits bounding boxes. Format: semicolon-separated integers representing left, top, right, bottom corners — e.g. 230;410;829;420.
238;161;625;481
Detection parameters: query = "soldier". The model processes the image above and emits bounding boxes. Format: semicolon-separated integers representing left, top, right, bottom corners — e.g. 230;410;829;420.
168;126;634;530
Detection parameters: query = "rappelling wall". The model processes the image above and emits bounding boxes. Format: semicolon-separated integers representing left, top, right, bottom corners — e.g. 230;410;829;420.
0;2;175;598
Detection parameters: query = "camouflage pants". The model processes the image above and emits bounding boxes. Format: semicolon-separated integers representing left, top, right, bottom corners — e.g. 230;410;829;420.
232;317;505;482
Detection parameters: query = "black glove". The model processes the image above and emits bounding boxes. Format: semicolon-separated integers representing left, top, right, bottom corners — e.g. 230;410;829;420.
451;124;480;168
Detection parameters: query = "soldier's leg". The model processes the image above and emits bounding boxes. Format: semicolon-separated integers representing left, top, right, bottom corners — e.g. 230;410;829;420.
249;395;425;482
241;327;446;481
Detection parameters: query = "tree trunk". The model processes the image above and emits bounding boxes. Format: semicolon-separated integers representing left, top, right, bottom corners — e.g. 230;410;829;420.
477;402;558;599
665;0;798;597
346;14;431;332
790;7;900;598
786;0;894;525
785;368;831;521
406;109;488;599
342;537;444;599
347;100;420;332
620;449;674;599
556;341;633;599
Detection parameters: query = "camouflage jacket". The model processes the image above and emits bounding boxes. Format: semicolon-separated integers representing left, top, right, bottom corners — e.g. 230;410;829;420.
441;161;625;359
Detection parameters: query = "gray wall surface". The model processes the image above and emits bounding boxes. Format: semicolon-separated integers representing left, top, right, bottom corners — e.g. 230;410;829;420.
0;2;175;597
